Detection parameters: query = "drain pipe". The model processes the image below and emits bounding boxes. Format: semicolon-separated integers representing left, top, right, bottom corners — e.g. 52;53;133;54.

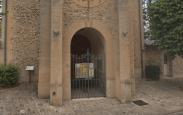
4;0;8;65
139;0;145;78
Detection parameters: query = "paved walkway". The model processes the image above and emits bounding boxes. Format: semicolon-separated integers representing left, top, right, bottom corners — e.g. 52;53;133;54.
0;79;183;115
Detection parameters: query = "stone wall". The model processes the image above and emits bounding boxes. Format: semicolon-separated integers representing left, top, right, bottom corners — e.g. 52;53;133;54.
12;0;40;82
2;0;118;82
145;46;162;66
2;0;141;86
63;0;118;40
144;46;163;74
145;45;183;78
173;56;183;78
13;0;40;69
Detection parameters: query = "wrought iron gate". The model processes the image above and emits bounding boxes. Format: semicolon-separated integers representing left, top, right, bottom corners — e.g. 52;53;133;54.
71;48;106;99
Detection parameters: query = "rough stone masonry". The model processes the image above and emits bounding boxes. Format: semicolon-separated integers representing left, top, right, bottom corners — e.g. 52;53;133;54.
0;0;144;106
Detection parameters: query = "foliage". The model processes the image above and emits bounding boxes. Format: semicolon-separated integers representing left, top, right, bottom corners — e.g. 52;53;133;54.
0;64;19;87
149;0;183;59
0;0;9;36
143;0;156;39
145;64;160;80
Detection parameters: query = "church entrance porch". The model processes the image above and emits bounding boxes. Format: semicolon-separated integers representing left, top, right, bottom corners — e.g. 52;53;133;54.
71;28;106;99
38;18;133;105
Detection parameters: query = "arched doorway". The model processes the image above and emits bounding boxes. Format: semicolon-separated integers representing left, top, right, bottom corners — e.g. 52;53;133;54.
70;28;106;99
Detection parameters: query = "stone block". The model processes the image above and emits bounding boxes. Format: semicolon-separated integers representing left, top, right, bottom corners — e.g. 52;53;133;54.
120;81;131;103
51;0;62;8
120;49;130;58
63;30;73;40
106;71;115;79
120;57;130;66
51;8;62;17
134;68;142;78
62;73;70;80
39;68;50;82
106;45;114;53
62;66;71;75
62;59;70;68
50;84;57;105
62;52;70;62
50;58;62;68
106;78;115;98
40;26;51;35
39;58;50;67
62;79;71;101
38;82;50;99
130;77;135;96
50;84;62;106
51;42;62;51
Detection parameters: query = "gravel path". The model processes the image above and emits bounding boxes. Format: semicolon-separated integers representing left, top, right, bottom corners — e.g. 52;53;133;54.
0;79;183;115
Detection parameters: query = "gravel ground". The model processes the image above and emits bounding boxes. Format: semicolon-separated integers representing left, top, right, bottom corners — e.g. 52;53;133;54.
0;79;183;115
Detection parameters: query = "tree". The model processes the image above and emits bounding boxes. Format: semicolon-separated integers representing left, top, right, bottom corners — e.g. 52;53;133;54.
143;0;156;39
0;0;9;36
149;0;183;59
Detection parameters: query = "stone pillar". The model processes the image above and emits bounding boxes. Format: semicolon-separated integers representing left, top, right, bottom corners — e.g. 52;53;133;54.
133;0;145;78
38;0;51;98
50;0;63;106
129;0;136;96
130;0;145;95
6;0;13;64
117;0;131;103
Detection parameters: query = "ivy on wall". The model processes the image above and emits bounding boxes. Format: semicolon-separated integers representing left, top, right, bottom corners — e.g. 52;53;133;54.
149;0;183;59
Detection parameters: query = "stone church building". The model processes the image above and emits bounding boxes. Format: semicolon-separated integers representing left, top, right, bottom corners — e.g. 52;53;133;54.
0;0;145;106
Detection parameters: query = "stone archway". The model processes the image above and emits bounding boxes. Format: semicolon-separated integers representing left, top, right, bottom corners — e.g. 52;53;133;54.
39;19;133;106
70;28;106;99
62;21;115;101
38;0;138;106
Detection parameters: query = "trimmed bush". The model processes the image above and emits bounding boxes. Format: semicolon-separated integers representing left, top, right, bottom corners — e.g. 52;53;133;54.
0;64;19;87
145;65;160;80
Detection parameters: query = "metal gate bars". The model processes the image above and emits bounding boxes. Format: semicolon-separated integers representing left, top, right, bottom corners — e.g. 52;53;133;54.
71;48;106;99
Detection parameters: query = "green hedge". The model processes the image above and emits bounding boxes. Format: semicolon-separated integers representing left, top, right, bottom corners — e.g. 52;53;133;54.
0;64;19;87
145;65;160;80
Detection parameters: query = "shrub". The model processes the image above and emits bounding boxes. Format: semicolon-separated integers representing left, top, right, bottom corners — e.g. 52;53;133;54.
145;64;160;80
0;64;19;87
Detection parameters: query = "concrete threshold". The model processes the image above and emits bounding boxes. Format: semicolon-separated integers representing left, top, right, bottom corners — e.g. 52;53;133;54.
71;97;107;101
